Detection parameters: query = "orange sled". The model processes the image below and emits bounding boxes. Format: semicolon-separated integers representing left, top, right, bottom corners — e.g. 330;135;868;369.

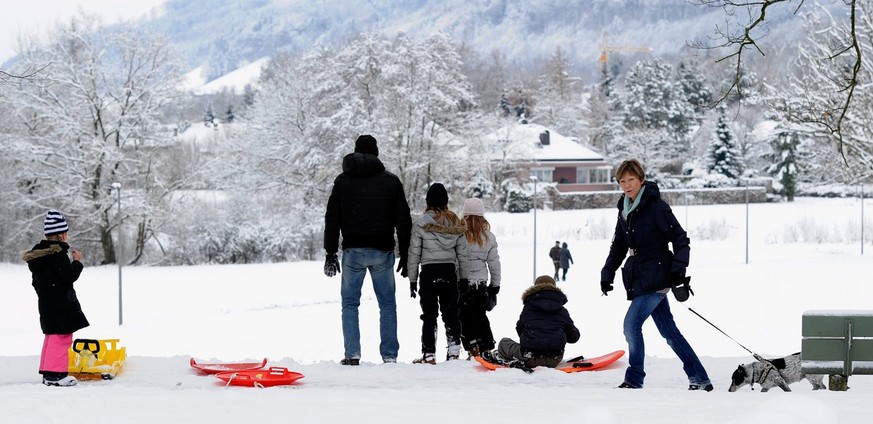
215;367;304;387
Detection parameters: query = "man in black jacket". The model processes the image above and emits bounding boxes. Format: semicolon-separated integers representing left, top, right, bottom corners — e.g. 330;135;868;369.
324;135;412;365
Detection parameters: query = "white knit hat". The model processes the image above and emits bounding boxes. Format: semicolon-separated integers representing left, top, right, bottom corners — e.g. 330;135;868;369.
44;209;69;236
462;198;485;216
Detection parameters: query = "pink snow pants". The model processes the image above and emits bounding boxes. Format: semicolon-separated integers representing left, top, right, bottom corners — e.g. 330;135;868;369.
39;334;72;373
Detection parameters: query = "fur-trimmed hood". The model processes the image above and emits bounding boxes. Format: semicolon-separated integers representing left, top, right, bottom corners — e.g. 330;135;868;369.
22;241;66;263
521;284;567;310
421;212;466;235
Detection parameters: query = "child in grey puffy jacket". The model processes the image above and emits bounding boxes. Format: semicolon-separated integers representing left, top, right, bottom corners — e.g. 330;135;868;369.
458;197;500;358
407;183;469;364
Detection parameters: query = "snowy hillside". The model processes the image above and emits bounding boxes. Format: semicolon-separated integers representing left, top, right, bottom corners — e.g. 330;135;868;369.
138;0;804;80
1;198;871;423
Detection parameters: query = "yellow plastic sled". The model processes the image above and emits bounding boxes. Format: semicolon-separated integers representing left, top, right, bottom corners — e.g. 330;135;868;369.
68;339;127;380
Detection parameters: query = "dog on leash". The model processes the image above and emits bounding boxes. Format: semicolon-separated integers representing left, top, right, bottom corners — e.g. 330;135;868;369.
729;352;826;392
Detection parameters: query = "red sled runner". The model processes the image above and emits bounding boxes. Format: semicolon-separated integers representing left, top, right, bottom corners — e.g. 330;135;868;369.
190;357;268;374
475;350;625;373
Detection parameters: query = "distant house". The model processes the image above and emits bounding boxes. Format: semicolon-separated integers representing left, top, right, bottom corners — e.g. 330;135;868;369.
485;123;612;192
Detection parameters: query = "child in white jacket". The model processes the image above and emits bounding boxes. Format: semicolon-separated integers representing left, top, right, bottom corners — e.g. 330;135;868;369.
458;197;501;358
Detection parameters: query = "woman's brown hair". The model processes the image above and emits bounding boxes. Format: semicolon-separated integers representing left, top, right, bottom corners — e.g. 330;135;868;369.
615;159;645;181
464;215;490;246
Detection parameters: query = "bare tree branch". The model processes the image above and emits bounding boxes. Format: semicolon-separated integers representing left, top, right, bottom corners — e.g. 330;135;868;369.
0;63;50;85
689;0;860;161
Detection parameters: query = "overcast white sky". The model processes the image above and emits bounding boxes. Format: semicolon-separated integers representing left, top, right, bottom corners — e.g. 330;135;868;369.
0;0;167;64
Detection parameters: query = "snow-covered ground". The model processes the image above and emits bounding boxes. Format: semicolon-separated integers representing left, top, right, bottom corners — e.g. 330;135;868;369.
1;197;871;424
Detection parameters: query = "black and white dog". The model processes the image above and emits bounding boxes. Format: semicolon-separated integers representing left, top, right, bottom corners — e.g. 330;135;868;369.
729;353;827;392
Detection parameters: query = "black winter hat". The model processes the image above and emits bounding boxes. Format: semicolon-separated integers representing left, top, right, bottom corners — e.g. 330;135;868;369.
354;135;379;156
426;183;449;208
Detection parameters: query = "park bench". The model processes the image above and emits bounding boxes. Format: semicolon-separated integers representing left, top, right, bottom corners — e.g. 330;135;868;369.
801;310;873;391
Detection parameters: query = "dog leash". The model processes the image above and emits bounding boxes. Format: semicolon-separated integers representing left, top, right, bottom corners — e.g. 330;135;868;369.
682;305;783;389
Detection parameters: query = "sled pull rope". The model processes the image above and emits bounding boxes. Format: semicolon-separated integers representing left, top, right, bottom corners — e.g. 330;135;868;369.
225;372;238;388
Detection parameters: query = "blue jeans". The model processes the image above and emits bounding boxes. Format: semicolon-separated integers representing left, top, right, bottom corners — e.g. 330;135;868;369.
623;292;710;387
341;248;399;361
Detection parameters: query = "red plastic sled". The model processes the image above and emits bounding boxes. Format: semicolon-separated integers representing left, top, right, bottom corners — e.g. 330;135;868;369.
475;350;625;373
215;367;304;387
190;357;268;374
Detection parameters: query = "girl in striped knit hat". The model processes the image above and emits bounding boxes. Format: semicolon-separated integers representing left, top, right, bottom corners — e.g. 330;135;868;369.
21;210;89;387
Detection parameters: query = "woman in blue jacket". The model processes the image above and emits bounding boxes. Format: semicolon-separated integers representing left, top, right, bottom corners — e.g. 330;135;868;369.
599;159;711;391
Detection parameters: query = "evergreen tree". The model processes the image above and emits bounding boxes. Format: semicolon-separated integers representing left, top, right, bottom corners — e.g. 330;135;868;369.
204;103;215;127
225;105;235;123
616;58;695;170
708;104;743;179
676;61;711;116
499;91;512;117
766;122;808;202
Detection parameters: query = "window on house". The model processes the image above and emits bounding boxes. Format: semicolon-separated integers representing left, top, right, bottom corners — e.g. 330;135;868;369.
530;168;553;183
577;167;611;184
590;167;611;183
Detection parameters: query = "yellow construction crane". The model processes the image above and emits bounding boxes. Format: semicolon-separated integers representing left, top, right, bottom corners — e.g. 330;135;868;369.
598;31;653;76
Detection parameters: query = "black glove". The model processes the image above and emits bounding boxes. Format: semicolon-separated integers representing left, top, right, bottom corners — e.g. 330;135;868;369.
485;286;500;311
410;281;418;299
396;256;408;278
668;272;688;287
600;281;613;296
672;276;694;302
324;253;341;277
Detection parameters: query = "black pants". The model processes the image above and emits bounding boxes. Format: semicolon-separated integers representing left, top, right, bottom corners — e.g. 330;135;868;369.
553;261;560;279
562;267;569;281
418;263;461;355
458;281;494;351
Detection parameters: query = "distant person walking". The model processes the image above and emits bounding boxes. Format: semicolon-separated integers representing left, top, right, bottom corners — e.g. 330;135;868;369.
599;159;711;391
458;197;501;358
559;242;573;281
549;241;561;280
22;210;89;387
323;135;412;366
407;183;469;364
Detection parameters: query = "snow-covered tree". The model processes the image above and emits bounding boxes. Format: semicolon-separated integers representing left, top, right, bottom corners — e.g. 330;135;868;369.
765;122;808;202
774;2;873;182
708;105;743;179
4;12;183;263
615;59;696;171
204;104;216;127
534;46;587;137
676;61;711;116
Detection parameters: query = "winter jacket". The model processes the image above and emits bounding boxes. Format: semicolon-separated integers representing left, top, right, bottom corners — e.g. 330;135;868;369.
324;152;412;258
548;245;560;262
22;240;90;334
407;210;470;283
464;231;501;288
560;247;573;269
600;181;690;300
516;284;580;356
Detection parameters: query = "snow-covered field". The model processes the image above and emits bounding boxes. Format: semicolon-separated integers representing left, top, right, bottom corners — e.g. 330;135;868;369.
1;197;871;424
